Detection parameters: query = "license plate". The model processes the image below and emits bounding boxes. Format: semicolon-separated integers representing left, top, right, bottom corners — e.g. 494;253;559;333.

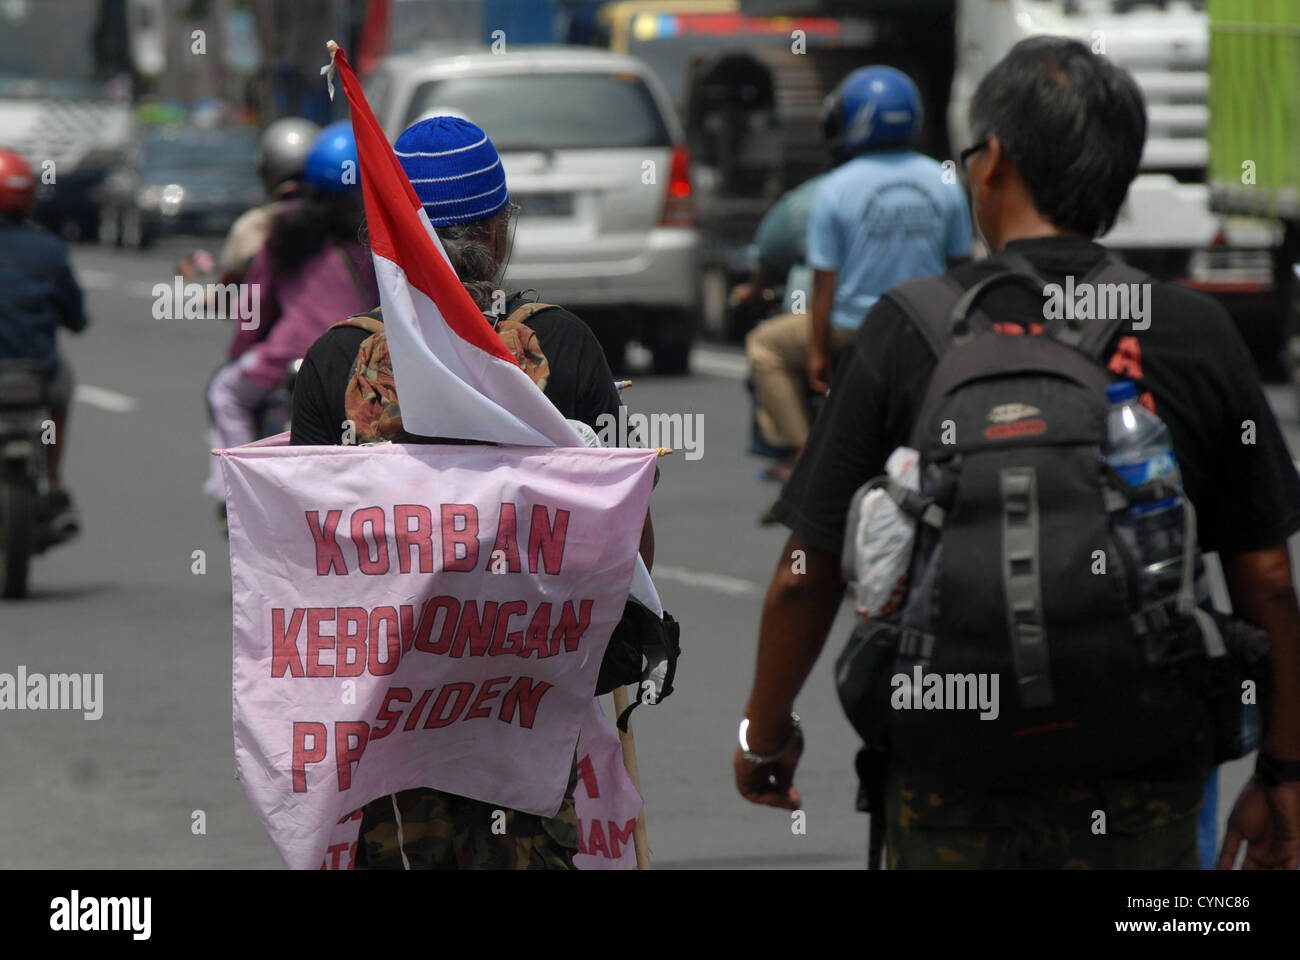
514;193;573;218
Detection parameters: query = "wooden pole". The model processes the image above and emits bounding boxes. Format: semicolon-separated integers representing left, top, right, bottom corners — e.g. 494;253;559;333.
610;684;652;869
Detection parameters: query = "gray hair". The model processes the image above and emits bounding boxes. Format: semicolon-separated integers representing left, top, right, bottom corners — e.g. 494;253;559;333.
435;202;518;311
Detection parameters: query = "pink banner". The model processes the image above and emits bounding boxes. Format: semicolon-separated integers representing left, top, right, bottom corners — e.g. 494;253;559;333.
219;441;657;870
573;700;644;870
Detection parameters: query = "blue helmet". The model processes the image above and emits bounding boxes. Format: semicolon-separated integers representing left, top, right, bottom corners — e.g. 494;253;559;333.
821;66;922;162
302;121;359;192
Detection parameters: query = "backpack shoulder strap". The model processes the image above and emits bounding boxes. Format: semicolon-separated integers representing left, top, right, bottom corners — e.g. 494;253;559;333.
883;275;967;360
329;306;384;336
494;301;555;391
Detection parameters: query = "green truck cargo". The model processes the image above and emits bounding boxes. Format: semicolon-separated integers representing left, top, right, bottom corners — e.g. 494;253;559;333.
1208;0;1300;386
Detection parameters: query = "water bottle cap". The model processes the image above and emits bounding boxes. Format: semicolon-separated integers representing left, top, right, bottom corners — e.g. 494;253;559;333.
1106;380;1138;404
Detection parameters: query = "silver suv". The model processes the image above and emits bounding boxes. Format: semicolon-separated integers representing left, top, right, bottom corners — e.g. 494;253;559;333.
366;45;700;373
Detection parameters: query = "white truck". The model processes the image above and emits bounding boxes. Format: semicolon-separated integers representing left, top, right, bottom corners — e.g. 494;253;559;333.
0;0;134;240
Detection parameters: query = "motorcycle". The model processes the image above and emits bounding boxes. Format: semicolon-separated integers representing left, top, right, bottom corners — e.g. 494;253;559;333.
0;360;77;598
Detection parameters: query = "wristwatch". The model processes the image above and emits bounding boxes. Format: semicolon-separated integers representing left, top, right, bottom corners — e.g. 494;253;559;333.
1254;752;1300;787
739;713;802;765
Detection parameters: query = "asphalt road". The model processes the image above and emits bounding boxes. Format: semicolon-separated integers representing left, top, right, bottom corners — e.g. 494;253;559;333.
1;234;1296;869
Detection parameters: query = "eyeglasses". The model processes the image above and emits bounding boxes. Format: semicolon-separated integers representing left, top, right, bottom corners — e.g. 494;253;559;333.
959;139;988;171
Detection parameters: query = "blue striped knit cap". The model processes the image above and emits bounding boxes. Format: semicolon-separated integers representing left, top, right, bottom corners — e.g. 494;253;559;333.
394;116;509;226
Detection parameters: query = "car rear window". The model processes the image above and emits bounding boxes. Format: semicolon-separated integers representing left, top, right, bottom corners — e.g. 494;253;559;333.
143;129;257;173
402;72;672;150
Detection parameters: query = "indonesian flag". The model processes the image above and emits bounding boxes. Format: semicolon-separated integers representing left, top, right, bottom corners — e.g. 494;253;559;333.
327;41;577;448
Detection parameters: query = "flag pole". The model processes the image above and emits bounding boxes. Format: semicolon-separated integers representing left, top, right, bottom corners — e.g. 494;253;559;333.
610;684;652;869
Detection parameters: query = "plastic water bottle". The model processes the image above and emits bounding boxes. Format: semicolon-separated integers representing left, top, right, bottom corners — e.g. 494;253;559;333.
1104;380;1187;602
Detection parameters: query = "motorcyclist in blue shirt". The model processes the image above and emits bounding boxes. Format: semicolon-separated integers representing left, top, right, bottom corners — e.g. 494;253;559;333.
806;66;972;393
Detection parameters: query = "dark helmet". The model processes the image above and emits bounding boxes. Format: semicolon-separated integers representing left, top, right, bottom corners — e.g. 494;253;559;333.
0;149;36;214
821;66;923;164
256;117;321;193
302;121;360;194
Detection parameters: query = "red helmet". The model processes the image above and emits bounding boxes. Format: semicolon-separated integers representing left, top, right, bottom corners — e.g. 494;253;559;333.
0;149;36;214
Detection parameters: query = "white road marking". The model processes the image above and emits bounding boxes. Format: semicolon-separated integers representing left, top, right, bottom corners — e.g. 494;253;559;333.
74;384;139;413
76;268;117;291
126;281;163;299
653;563;762;597
691;347;748;381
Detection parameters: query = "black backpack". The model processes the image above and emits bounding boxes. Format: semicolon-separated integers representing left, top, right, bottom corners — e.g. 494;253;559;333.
836;251;1271;793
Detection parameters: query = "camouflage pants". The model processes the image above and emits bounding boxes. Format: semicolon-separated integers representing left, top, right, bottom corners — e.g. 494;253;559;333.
354;762;580;870
884;766;1204;869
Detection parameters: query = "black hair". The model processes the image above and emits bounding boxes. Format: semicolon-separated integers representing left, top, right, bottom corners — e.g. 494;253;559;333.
266;188;366;275
969;35;1146;237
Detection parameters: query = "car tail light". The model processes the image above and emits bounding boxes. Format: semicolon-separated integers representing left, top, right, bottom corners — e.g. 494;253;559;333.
659;143;692;227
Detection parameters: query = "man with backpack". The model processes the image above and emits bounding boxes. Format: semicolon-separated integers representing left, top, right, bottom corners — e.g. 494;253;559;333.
291;115;663;868
734;36;1300;869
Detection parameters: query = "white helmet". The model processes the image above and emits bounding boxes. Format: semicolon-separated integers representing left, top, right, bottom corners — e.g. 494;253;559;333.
256;117;321;192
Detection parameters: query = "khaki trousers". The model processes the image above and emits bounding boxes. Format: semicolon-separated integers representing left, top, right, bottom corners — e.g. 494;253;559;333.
745;312;855;450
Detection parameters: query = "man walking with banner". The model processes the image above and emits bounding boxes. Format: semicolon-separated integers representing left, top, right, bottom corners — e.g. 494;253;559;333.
215;42;676;870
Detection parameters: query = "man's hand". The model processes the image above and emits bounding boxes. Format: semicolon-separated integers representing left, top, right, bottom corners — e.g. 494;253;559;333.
736;537;843;812
807;342;832;394
1217;778;1300;869
808;268;836;393
734;735;804;811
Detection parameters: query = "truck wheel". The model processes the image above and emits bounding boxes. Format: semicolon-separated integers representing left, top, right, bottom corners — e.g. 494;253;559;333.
0;474;32;599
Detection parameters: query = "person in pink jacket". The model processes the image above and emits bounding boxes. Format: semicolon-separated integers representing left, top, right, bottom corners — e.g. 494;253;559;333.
205;122;378;508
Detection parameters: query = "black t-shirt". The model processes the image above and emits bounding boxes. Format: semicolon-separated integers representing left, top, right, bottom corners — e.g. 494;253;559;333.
290;294;621;445
773;235;1300;560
